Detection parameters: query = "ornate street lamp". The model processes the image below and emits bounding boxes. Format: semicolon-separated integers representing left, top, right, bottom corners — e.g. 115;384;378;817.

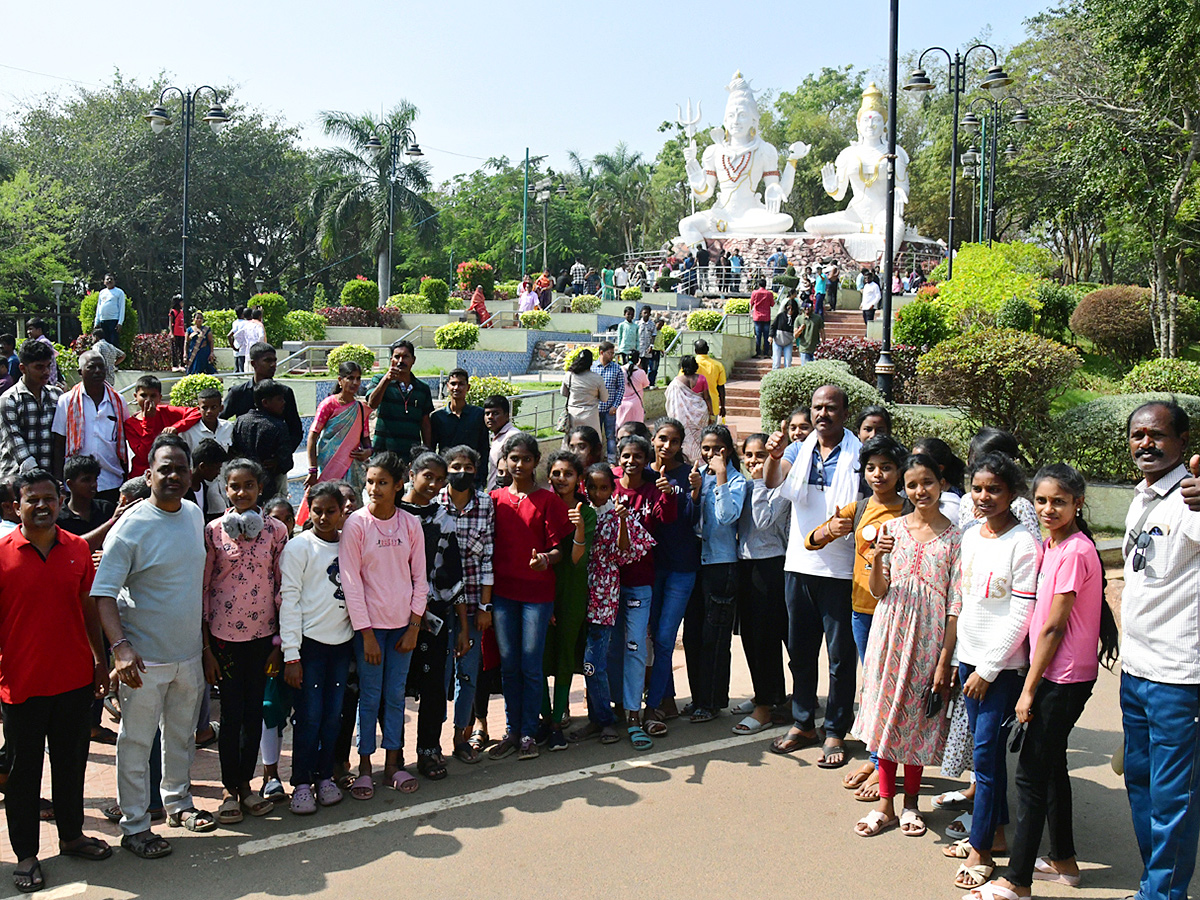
366;123;422;305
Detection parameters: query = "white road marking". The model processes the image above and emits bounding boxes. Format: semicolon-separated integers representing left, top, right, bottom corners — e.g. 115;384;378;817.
239;732;766;856
0;881;88;900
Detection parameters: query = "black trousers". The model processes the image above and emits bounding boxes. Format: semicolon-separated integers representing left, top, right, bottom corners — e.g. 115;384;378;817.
737;557;788;708
211;636;273;792
784;572;856;737
682;563;737;711
3;684;93;860
407;617;451;752
1001;678;1095;887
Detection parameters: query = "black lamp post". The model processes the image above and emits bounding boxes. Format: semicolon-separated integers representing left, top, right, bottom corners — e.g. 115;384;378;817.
365;126;423;306
877;0;901;400
144;87;231;322
904;44;1012;279
962;95;1029;245
527;179;568;274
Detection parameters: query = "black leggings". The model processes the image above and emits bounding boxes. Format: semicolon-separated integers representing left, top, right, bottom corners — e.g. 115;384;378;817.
407;620;451;752
682;563;737;711
737;556;788;708
211;635;273;792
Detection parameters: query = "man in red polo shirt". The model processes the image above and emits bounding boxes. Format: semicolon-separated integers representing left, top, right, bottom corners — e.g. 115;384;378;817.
750;277;776;359
0;469;111;892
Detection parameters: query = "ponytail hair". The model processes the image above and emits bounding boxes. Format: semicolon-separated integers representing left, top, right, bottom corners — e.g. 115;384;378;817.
1033;463;1119;670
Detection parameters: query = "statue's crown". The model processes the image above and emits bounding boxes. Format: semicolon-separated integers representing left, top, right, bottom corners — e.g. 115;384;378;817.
725;70;757;108
859;82;887;122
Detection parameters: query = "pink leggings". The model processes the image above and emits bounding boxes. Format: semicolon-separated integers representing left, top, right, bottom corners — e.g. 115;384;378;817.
877;759;924;799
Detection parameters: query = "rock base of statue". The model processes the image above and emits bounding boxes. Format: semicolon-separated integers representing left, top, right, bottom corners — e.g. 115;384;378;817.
673;231;944;279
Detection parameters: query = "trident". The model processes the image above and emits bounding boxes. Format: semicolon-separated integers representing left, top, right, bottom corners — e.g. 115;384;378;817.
676;99;702;140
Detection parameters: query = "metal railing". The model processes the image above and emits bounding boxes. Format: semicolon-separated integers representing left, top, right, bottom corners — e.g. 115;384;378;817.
508;387;564;436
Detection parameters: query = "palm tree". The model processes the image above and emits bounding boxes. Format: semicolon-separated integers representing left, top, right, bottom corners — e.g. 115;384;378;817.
309;102;436;305
575;143;656;255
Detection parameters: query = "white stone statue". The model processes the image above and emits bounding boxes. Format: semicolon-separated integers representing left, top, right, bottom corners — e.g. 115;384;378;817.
677;72;811;247
803;82;909;239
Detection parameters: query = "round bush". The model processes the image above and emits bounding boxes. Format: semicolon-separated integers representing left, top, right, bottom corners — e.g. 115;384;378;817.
326;342;377;377
340;278;379;312
201;309;237;347
456;260;495;298
1047;392;1200;483
562;346;589;373
1069;286;1154;366
621;287;643;305
170;373;223;407
465;375;521;415
759;360;883;432
571;295;602;313
284;310;327;342
127;333;172;371
687;310;723;332
1121;358;1200;395
520;310;551;330
723;298;750;315
893;298;952;348
448;297;466;311
1034;280;1077;339
79;291;139;348
434;322;479;350
654;274;677;292
917;328;1080;443
660;325;679;352
53;343;79;380
386;293;431;314
249;292;290;347
995;295;1035;332
420;277;450;314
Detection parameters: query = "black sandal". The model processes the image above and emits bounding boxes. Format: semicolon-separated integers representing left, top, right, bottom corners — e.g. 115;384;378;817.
120;831;172;860
58;836;112;861
816;738;848;769
12;860;43;893
417;752;448;781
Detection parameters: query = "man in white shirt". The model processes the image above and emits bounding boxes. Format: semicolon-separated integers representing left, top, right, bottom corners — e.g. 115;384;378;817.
483;394;521;491
95;274;127;349
763;384;862;769
228;308;250;374
183;388;233;454
614;264;629;291
1120;400;1200;900
51;351;130;505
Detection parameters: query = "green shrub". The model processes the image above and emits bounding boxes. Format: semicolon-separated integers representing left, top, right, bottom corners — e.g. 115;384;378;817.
724;298;750;315
250;292;290;347
456;260;495;298
386;293;431;314
201;309;237;347
284;310;327;342
53;343;79;380
775;274;799;289
494;279;521;298
929;242;1055;330
520;310;551;330
890;407;972;463
660;325;678;352
995;295;1035;332
654;274;678;292
447;297;465;311
311;283;328;313
687;310;723;331
621;286;643;305
893;298;953;348
1121;358;1200;395
326;342;377;377
420;277;450;314
1046;392;1200;483
170;373;223;407
1034;280;1077;339
465;375;521;415
759;360;883;431
917;328;1080;445
571;295;602;313
340;278;379;312
1069;285;1153;366
434;322;479;350
562;346;589;372
79;292;138;348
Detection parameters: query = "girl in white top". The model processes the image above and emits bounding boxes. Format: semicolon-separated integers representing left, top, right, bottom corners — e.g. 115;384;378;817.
280;483;354;815
947;452;1041;891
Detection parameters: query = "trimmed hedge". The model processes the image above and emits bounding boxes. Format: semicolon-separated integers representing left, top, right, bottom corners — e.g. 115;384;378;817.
465;375;521;416
434;322;479;350
893;297;953;348
202;309;237;347
284;310;327;342
571;295;601;313
1069;286;1154;366
128;333;172;371
621;287;643;305
724;298;750;315
386;294;430;314
420;277;450;314
686;310;723;331
170;373;223;407
79;292;139;348
53;343;79;379
759;360;883;431
326;343;377;377
995;295;1035;332
519;310;551;330
340;278;378;312
1121;358;1200;395
249;292;289;347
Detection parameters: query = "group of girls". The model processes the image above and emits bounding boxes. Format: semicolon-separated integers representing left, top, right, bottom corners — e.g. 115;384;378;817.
780;407;1117;900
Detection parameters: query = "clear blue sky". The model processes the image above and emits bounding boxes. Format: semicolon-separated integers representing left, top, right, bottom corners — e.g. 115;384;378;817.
2;0;1054;182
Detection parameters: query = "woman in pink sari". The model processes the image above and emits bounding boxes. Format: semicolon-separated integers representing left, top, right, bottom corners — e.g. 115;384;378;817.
468;285;491;327
297;360;372;525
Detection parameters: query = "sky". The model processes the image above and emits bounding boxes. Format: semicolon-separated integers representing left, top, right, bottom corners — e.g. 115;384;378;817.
2;0;1055;185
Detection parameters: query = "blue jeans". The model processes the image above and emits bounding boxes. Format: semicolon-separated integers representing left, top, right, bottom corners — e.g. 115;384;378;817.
583;624;616;726
353;627;411;755
647;569;698;709
961;663;1022;852
851;611;873;662
601;409;618;461
492;596;554;740
799;352;814;364
646;352;660;386
292;637;352;786
99;318;120;348
772;340;793;369
607;584;654;712
446;617;483;731
754;320;771;356
1121;673;1200;900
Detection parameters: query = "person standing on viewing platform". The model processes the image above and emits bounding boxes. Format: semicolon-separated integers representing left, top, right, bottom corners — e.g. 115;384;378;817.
366;340;433;461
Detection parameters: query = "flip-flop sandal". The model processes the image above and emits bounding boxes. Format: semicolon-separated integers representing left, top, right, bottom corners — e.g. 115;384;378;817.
1033;858;1080;886
854;777;882;802
932;789;972;810
943;837;972;859
58;836;112;860
166;808;216;832
567;722;603;743
217;797;243;824
349;774;374;801
453;741;481;764
628;726;653;751
732;715;771;734
769;728;822;755
963;883;1021;900
599;725;621;744
729;699;755;715
843;762;875;789
120;831;172;860
954;864;994;890
240;792;273;817
816;739;849;769
900;807;927;837
388;770;419;793
38;799;54;821
12;860;43;893
854;809;899;837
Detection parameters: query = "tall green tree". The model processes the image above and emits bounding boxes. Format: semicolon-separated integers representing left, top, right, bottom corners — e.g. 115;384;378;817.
0;169;75;327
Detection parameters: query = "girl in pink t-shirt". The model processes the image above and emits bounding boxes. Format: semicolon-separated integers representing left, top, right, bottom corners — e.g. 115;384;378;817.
979;464;1119;899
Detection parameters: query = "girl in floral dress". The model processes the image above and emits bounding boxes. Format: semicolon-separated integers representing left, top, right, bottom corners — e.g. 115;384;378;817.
852;452;961;839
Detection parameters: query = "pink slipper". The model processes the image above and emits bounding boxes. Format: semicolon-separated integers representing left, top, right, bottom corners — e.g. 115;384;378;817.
389;769;418;793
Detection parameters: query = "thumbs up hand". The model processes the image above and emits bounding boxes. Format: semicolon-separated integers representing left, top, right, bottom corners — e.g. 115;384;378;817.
1183;454;1200;512
529;548;549;571
615;500;629;521
568;501;584;527
874;521;895;556
689;458;703;492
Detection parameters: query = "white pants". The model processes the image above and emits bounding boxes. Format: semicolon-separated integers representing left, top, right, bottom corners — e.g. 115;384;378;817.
116;655;205;834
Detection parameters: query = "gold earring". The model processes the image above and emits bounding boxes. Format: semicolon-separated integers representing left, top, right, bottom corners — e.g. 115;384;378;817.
749;127;757;139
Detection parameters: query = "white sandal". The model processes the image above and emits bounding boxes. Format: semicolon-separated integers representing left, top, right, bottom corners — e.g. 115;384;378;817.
899;807;926;836
854;808;898;837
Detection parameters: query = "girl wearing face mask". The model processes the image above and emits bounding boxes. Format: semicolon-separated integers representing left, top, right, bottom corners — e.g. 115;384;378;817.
202;458;289;825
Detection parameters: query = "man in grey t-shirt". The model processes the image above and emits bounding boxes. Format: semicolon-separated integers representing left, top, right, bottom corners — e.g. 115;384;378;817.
94;434;215;856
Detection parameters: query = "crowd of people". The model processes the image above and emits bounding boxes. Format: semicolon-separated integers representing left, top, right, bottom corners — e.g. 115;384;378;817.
0;318;1197;900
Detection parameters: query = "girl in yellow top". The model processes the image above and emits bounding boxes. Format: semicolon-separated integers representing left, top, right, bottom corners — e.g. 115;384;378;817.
806;434;907;798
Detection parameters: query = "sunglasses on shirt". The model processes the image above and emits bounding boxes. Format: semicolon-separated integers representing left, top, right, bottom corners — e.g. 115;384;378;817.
1130;526;1164;573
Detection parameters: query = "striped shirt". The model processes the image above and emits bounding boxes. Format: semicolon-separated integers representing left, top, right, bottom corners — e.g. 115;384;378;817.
1122;464;1200;684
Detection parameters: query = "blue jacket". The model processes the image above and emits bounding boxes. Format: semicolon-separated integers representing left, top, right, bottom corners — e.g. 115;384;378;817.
699;468;748;565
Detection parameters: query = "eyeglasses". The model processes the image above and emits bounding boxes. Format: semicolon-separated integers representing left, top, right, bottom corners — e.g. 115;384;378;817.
811;446;826;492
1130;527;1163;572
